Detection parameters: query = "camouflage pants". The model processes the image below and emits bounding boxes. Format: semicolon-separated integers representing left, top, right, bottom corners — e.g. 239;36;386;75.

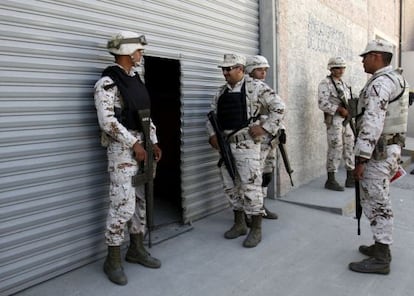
325;115;355;172
105;141;146;246
360;144;400;245
261;142;277;175
220;138;265;216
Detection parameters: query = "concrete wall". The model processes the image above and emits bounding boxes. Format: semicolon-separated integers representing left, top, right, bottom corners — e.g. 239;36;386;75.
402;51;414;137
274;0;402;195
403;0;414;50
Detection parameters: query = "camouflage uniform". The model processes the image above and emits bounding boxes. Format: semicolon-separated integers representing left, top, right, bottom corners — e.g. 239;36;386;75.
355;65;407;245
94;64;158;246
318;77;355;172
207;75;285;216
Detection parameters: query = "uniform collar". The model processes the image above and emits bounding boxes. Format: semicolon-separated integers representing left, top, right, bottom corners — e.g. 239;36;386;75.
373;65;393;76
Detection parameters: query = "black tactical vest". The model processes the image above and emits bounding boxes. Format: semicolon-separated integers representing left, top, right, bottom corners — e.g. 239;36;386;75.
102;66;151;130
217;82;248;130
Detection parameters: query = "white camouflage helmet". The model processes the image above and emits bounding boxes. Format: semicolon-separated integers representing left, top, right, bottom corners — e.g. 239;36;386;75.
245;55;270;74
107;31;147;56
359;39;394;56
327;56;346;70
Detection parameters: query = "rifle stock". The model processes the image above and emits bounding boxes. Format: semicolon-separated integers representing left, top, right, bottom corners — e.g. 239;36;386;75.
132;109;154;247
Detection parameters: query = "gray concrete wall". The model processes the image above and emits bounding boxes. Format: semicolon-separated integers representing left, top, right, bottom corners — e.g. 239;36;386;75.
403;0;414;51
402;51;414;137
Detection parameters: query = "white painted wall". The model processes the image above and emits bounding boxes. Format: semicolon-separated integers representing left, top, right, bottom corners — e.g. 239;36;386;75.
402;51;414;137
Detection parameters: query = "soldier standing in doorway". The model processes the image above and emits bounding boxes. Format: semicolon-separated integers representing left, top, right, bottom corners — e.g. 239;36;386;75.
349;39;409;274
318;57;355;191
207;54;285;248
94;31;162;285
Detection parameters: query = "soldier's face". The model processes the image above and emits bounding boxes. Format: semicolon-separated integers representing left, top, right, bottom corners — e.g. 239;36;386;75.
330;67;345;78
131;49;144;66
222;65;244;85
361;52;379;74
251;67;268;80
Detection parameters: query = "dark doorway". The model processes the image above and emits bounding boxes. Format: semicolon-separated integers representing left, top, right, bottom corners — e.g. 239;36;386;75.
144;56;182;227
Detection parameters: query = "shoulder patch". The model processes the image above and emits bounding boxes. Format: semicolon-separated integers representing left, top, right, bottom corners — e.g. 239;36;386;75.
370;84;382;96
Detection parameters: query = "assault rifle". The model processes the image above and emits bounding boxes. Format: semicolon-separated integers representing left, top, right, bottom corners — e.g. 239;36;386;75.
207;111;238;183
342;93;362;235
339;92;362;235
329;76;357;136
330;77;362;234
132;109;155;247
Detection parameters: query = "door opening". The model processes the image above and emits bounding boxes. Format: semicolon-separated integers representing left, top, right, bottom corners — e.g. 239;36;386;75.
144;56;182;227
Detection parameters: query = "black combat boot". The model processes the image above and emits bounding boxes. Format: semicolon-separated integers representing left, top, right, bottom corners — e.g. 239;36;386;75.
325;172;344;191
103;246;128;285
349;242;391;274
345;170;355;188
263;205;278;219
359;243;392;261
125;233;161;268
224;210;248;239
243;215;262;248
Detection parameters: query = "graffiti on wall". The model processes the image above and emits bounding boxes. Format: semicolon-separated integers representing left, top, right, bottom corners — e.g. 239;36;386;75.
307;14;353;61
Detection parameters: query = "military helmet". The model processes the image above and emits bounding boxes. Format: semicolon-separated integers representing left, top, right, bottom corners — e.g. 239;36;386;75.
218;54;246;68
107;31;147;56
327;56;346;70
245;55;270;74
360;39;394;56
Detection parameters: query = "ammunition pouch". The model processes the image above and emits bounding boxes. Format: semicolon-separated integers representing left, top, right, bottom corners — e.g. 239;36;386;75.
227;130;251;143
372;134;405;160
348;97;358;118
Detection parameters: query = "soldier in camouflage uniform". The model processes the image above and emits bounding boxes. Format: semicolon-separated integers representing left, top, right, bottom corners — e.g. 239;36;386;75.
318;57;355;191
94;31;162;285
245;55;283;220
349;40;409;275
207;54;285;248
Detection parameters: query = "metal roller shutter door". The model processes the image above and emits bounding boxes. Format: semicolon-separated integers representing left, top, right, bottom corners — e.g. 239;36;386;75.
0;0;259;294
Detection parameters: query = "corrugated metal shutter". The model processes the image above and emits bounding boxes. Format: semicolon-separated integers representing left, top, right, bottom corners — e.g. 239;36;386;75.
0;0;258;294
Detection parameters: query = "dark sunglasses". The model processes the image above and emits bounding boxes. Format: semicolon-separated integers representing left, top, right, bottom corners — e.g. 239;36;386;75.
221;65;240;72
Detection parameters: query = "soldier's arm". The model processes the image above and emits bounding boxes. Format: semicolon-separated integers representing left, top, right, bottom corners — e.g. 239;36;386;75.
94;77;138;148
206;90;222;137
354;78;391;159
259;85;286;137
318;80;338;115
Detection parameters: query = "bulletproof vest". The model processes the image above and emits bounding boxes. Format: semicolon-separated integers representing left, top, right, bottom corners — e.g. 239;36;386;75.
102;65;151;130
382;70;409;134
357;69;408;135
217;82;248;130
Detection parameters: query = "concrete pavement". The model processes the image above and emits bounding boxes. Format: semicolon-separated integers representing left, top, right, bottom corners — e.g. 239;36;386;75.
13;163;414;296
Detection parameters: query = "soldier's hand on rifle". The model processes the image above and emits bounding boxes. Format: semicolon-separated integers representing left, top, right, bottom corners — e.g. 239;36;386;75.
336;106;349;118
354;157;368;181
153;144;162;162
209;135;219;150
133;141;147;162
